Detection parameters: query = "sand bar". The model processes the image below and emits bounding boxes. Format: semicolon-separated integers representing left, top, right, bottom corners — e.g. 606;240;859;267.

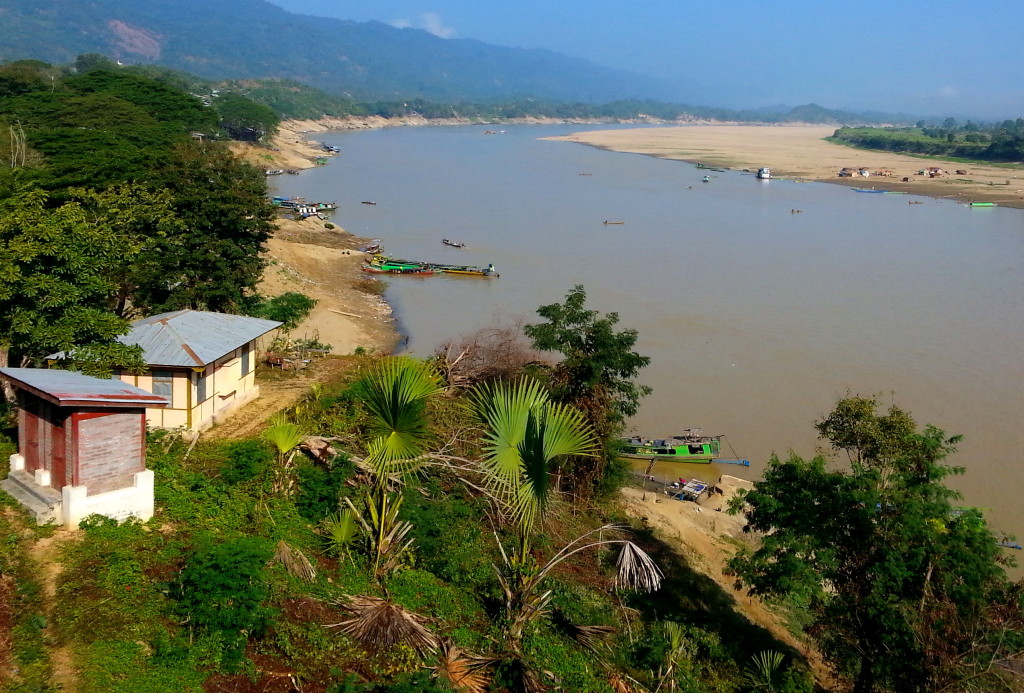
550;125;1024;208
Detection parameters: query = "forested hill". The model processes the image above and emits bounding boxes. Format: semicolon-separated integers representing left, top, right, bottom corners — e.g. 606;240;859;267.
0;0;666;103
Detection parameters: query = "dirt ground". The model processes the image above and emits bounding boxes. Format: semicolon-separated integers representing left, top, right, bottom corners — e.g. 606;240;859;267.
617;482;836;688
549;125;1024;208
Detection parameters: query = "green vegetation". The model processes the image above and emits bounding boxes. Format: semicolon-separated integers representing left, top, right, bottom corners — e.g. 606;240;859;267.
830;119;1024;162
0;60;275;378
729;395;1024;692
525;285;652;497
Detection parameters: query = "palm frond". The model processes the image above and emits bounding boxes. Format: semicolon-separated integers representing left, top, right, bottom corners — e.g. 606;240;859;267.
566;623;617;653
264;417;305;456
359;357;441;479
615;541;664;593
273;540;316;582
329;594;438;656
472;379;597;529
320;510;358;557
433;641;496;693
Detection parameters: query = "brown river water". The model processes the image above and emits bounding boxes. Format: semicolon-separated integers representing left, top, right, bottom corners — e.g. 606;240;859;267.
272;124;1024;568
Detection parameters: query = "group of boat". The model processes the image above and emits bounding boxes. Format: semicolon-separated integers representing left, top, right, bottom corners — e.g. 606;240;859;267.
362;254;497;278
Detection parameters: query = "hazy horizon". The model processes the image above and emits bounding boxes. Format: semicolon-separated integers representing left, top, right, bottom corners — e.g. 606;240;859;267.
267;0;1024;120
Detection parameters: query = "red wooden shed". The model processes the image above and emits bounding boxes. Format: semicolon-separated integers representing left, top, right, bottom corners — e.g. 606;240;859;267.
0;368;167;527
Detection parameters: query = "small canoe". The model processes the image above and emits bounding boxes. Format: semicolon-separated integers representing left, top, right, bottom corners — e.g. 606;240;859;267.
603;221;625;225
970;202;996;207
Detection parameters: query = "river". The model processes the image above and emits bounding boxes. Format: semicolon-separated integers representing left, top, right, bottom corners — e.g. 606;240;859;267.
271;124;1024;561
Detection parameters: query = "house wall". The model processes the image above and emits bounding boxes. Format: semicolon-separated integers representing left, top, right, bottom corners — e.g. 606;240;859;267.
119;339;260;432
73;410;145;495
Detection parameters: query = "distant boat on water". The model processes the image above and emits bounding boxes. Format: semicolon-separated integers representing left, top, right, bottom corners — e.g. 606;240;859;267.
756;167;771;180
603;220;625;225
442;238;467;248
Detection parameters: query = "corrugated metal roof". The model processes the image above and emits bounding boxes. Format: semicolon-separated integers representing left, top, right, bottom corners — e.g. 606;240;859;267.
120;310;281;367
0;368;169;408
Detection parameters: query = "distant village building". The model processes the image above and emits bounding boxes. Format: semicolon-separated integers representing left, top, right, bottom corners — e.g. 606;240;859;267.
0;368;167;527
114;310;281;432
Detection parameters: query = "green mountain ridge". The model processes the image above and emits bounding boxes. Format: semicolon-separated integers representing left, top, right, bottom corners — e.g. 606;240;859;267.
0;0;670;103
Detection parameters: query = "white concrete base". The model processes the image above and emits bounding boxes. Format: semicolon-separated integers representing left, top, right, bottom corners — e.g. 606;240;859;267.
60;469;155;529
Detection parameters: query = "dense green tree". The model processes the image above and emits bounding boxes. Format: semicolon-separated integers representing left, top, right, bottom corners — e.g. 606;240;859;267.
213;91;279;141
134;140;276;314
0;188;149;389
729;395;1024;693
524;285;651;495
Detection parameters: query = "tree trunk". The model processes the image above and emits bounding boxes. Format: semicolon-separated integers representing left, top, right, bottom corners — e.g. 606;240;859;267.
854;658;876;693
0;346;15;404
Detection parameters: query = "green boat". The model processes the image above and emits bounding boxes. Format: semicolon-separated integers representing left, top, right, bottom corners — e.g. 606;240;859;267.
620;429;722;463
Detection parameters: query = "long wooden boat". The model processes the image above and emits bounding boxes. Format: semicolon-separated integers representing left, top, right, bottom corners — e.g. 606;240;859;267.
370;255;497;277
361;264;439;276
434;263;496;277
620;429;722;463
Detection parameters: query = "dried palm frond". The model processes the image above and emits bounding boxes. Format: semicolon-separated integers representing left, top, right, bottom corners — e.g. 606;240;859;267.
566;623;617;653
273;540;316;582
607;672;643;693
615;541;664;593
433;641;496;693
328;594;438;656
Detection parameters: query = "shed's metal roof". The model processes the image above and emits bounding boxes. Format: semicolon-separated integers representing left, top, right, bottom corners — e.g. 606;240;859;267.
0;368;169;408
120;310;281;367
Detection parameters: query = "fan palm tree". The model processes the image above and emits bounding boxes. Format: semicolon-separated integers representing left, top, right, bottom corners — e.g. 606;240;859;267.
264;414;306;495
471;379;662;648
359;356;442;484
471;378;596;540
347;357;442;580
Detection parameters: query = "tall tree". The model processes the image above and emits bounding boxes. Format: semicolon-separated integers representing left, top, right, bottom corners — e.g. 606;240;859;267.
524;285;652;495
135;140;276;314
0;189;147;388
728;395;1023;693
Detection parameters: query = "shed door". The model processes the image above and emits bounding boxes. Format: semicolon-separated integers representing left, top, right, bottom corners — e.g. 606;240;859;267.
48;410;68;490
22;399;42;474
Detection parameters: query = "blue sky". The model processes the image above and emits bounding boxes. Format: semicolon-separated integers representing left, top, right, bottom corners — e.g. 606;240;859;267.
267;0;1024;119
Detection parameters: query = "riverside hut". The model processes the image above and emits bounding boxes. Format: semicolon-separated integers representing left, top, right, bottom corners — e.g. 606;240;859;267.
112;310;282;432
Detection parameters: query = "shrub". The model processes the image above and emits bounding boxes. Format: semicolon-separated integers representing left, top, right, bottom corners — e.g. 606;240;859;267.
176;537;275;664
254;291;317;330
296;456;355;522
221;439;273;484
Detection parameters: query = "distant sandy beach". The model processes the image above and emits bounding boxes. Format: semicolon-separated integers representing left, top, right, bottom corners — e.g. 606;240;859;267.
549;125;1024;208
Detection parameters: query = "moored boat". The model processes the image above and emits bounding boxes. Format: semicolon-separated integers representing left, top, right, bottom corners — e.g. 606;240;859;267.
756;167;771;180
361;264;439;276
369;255;498;277
620;428;722;463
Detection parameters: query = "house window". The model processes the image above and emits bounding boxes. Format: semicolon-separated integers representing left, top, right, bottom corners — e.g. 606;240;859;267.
241;345;250;376
196;371;208;403
152;371;173;407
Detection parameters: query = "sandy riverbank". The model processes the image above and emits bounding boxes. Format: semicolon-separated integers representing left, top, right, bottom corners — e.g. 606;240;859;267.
259;218;399;355
548;125;1024;208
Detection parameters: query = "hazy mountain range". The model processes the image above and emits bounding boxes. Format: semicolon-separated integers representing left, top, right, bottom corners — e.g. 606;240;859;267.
0;0;674;103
